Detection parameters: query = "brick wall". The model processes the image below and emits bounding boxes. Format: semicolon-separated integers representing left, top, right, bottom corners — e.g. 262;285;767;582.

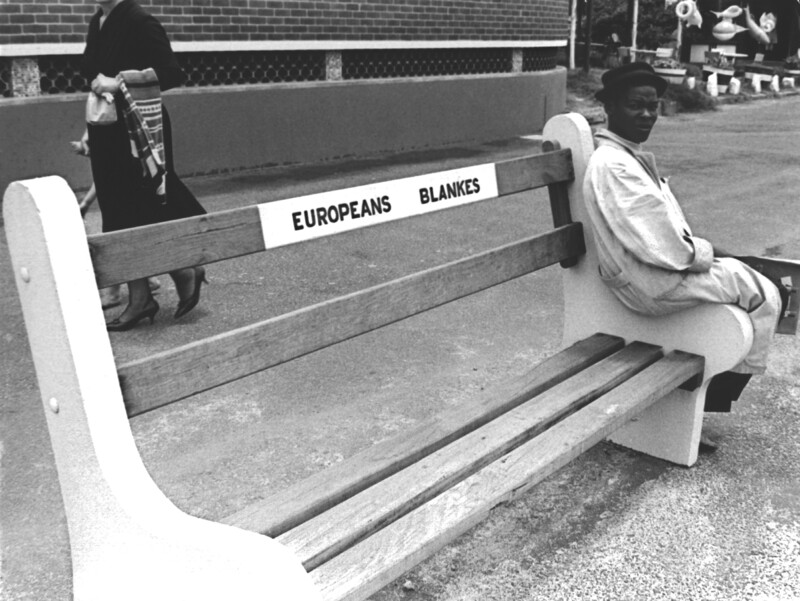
1;0;568;45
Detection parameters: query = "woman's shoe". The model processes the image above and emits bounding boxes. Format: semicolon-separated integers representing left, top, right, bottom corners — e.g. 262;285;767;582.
174;266;207;319
698;431;719;454
106;299;159;332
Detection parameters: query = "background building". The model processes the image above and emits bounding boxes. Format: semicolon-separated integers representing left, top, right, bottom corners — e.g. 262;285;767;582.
0;0;569;191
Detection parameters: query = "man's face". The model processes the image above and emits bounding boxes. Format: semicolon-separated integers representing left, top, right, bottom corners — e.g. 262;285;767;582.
606;84;660;144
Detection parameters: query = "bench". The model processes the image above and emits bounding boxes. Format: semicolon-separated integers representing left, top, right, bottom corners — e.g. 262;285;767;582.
4;113;754;601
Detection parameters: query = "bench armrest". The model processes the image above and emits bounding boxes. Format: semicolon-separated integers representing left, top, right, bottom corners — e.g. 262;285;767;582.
543;113;753;382
562;278;752;381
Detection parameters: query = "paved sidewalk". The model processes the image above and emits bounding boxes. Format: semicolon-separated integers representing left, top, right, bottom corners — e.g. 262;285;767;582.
2;97;800;601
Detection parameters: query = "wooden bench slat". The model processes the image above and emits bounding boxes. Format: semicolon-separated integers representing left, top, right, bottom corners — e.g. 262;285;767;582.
90;206;263;288
89;151;574;287
539;141;576;267
221;333;624;536
277;341;663;570
121;225;585;416
493;149;573;197
309;351;705;601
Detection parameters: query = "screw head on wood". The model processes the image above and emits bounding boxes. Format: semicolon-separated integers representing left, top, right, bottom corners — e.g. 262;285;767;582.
48;398;59;413
20;267;30;282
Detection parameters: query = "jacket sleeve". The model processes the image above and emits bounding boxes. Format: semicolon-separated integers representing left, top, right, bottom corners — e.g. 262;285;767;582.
589;153;714;273
135;15;185;91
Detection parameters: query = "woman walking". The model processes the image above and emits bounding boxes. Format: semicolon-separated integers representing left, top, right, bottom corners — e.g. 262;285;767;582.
80;0;206;331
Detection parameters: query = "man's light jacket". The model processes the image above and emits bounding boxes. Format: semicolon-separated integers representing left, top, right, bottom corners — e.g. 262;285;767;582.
583;129;715;312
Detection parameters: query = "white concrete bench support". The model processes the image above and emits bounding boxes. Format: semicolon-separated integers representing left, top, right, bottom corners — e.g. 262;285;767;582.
4;177;321;601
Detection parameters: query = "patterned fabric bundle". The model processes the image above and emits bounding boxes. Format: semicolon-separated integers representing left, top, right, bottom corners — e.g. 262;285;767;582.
117;68;166;199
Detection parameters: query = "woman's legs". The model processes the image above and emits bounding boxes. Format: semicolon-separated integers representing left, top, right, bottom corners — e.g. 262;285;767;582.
171;266;207;319
170;267;197;300
106;267;206;329
106;278;159;331
126;278;155;312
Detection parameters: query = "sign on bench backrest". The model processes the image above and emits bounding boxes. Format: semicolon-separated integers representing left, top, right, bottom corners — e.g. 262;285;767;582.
259;163;499;248
88;150;575;289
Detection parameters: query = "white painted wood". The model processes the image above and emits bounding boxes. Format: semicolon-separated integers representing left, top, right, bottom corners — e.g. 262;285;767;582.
544;113;753;466
631;0;640;61
0;40;568;57
3;176;321;601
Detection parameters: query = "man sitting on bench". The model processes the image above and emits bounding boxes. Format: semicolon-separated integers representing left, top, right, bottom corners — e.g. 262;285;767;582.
583;62;782;424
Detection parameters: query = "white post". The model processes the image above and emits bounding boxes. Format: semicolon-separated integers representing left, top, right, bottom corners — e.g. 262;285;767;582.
631;0;639;62
543;114;753;466
3;176;321;601
569;0;578;70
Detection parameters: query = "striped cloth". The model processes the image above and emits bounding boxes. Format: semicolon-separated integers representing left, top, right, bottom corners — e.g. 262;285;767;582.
117;68;167;199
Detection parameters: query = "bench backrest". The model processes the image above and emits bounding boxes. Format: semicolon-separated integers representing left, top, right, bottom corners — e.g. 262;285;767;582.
87;148;584;416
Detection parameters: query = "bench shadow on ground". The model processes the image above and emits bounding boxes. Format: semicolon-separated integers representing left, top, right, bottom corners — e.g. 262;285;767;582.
369;443;673;601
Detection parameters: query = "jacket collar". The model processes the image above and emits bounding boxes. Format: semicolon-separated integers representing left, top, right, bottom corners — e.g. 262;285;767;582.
594;128;660;185
594;128;643;153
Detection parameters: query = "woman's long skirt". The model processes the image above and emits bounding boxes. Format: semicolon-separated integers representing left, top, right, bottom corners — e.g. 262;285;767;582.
88;105;205;233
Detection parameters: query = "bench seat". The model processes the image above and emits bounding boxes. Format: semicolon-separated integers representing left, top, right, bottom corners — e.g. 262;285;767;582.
214;334;705;601
295;341;703;601
221;333;625;536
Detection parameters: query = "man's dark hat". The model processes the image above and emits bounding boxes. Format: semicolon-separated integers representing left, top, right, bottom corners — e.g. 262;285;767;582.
594;62;668;102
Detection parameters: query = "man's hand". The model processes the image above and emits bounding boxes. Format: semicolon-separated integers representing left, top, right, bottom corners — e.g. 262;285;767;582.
91;74;120;95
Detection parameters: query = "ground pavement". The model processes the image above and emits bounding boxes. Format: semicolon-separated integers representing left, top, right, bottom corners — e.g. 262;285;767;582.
1;97;799;600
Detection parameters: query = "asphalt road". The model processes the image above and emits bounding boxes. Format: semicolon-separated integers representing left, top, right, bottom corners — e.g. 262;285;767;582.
2;96;800;600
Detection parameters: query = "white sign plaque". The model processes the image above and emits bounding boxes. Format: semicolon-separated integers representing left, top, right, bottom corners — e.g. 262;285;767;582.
257;163;499;249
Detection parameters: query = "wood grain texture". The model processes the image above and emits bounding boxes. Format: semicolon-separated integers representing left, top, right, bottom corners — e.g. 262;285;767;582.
221;333;625;536
121;225;585;416
494;149;573;197
279;342;664;570
89;207;264;287
309;351;705;601
546;181;577;268
541;136;575;267
89;151;574;287
546;181;573;229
